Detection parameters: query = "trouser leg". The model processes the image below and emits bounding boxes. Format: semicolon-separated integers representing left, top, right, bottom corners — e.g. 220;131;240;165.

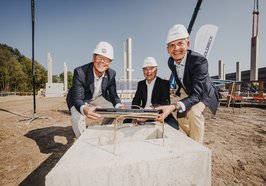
187;102;206;143
70;106;86;138
177;113;190;135
175;88;189;135
176;102;205;143
175;88;206;143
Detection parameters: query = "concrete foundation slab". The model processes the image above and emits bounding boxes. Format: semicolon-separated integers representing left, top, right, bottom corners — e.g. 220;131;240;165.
45;123;211;186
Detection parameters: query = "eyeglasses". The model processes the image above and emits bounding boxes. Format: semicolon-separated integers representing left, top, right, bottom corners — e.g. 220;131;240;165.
95;55;111;63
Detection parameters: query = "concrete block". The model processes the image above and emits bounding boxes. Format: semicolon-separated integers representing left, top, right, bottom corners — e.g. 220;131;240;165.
46;123;211;186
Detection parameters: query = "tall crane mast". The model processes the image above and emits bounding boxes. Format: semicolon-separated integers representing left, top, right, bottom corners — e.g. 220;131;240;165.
187;0;203;34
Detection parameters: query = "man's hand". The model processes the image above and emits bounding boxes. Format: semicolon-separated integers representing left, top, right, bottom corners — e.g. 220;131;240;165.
155;105;176;122
83;105;102;120
116;103;125;109
118;103;125;109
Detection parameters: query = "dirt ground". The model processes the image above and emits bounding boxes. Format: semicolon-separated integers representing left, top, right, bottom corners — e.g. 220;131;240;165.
0;96;265;186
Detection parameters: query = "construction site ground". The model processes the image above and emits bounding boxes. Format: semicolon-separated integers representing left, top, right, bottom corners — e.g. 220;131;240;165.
0;96;265;186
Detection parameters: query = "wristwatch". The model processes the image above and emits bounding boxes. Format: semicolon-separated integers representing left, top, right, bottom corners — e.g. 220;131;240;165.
173;103;181;112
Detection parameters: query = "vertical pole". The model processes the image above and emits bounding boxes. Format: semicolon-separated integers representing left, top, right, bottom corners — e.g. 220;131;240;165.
218;60;223;80
250;0;259;81
256;0;259;36
64;62;68;92
252;13;255;46
236;61;241;82
31;0;36;114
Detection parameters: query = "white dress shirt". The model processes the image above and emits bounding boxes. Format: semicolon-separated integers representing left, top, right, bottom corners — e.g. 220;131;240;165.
174;52;187;112
92;70;104;99
80;69;104;115
174;52;187;89
145;77;157;108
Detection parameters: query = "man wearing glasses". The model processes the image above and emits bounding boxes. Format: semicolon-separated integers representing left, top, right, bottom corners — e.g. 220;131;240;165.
67;41;124;138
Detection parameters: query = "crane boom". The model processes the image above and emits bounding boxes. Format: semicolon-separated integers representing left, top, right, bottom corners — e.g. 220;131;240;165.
187;0;203;34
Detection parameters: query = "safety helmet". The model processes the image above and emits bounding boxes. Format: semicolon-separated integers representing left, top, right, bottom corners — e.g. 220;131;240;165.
93;41;114;60
143;57;158;68
166;24;189;44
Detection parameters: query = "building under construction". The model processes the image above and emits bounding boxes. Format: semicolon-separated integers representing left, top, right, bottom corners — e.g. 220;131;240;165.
212;67;266;92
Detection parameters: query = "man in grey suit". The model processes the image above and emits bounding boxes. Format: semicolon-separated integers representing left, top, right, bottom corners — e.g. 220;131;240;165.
67;41;124;138
157;24;219;143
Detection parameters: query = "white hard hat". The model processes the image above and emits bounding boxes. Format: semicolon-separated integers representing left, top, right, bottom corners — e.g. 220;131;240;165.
166;24;189;44
93;41;114;60
143;57;158;68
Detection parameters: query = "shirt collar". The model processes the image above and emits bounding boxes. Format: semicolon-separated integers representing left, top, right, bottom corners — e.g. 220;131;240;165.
146;77;157;86
93;68;105;80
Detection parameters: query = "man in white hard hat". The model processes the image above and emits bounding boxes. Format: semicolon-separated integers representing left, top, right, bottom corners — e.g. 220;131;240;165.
67;41;124;138
156;24;219;143
127;57;179;130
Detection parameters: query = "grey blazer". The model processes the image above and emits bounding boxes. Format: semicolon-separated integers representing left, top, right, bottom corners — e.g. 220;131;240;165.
66;62;121;113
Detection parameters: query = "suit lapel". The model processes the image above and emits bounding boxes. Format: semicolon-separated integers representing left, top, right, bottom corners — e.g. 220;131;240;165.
151;78;159;104
183;50;191;92
87;63;95;95
142;81;147;108
101;72;108;93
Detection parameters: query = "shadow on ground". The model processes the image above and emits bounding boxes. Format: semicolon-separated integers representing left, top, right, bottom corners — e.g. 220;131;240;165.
19;126;75;186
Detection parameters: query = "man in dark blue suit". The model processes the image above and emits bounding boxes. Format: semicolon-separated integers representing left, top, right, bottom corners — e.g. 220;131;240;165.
67;41;123;138
157;24;219;143
128;57;179;130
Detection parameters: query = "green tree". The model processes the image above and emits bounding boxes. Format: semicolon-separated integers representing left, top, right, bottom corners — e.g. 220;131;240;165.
0;48;19;91
0;44;47;92
35;62;47;89
52;75;60;83
19;56;33;91
9;59;26;92
59;71;73;89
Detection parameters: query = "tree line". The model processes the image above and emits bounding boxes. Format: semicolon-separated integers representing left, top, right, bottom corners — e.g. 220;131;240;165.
0;44;73;92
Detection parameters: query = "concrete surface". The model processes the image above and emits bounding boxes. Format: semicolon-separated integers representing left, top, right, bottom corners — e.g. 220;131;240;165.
45;122;211;186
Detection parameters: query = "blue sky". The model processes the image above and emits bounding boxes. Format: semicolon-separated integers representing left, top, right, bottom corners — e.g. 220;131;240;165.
1;0;265;79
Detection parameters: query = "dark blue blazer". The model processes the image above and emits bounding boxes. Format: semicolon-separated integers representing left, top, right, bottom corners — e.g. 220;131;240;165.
168;50;219;115
66;62;121;113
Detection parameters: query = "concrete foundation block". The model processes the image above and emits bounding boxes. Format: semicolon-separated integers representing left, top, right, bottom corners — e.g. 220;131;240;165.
46;123;211;186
